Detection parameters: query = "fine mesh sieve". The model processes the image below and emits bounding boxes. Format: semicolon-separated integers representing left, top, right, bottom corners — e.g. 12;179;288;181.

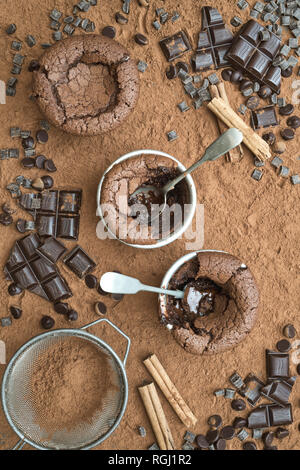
1;318;130;450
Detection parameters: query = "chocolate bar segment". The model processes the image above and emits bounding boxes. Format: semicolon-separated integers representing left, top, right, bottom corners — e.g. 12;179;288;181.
266;350;290;380
64;245;96;279
19;189;82;240
261;379;294;407
36;237;67;264
268;404;293;427
226;20;281;93
251;106;278;130
193;7;233;71
159;30;192;61
4;233;72;303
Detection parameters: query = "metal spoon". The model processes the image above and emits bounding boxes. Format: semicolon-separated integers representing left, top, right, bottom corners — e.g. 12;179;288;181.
100;272;184;299
130;128;243;218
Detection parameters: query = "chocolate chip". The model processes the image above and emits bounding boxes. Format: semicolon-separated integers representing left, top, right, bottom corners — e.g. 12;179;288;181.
287;115;300;129
246;96;260;110
281;128;295;140
44;159;57;172
220;426;235;440
262;132;276;146
97;284;109;296
67;309;78;321
207;415;222;429
196;434;209;449
240;79;253;92
36;129;48;144
112;293;124;301
102;26;116;39
279;104;294;116
214;439;226;450
258;85;272;99
0;213;13;226
21;157;35;169
8;283;23;296
176;61;189;73
41;175;54;189
231;70;243;83
276;339;291;353
28;60;40;72
16;219;26;233
263;431;275;448
10;306;22;319
41;315;55;330
6;24;17;35
233;417;247;429
206;429;220;444
54;302;69;315
95;301;107;315
231;399;246;411
221;69;233;81
282;66;293;78
166;64;177;79
135;33;148;45
243;441;257;450
276;427;289;440
22;136;35;149
85;274;98;289
283;324;296;339
115;12;128;24
35;155;47;169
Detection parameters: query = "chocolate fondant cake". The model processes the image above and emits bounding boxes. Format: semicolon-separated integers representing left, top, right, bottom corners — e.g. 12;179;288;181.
162;251;259;355
33;35;139;136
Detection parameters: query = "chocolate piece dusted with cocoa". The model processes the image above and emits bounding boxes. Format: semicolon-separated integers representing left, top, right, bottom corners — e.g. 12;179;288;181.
226;20;281;93
159;31;192;61
19;189;82;240
4;233;72;303
33;35;139;136
193;7;233;71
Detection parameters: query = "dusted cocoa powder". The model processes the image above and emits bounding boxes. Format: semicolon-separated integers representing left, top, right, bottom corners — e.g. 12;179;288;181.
30;337;118;433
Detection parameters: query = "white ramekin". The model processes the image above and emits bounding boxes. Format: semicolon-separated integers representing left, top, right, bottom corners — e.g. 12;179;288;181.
97;149;197;249
159;250;229;327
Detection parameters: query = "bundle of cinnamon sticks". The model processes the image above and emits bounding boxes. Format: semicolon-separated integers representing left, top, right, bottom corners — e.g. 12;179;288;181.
139;354;197;450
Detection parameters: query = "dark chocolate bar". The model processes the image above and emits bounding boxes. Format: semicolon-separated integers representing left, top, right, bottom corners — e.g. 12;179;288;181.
4;233;72;303
159;30;192;61
63;245;96;279
226;20;281;93
251;106;278;130
192;7;233;71
19;189;82;240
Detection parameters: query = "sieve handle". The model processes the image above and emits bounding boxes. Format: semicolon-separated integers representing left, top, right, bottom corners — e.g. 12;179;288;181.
12;439;26;450
80;318;131;366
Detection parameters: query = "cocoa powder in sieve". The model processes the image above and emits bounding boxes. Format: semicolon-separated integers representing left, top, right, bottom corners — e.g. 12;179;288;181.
30;337;118;434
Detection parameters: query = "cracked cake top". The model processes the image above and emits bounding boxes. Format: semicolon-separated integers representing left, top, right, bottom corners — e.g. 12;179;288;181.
33;35;139;136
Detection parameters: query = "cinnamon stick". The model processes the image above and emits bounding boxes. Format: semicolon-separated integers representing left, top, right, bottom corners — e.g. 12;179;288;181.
138;383;175;450
216;82;244;163
207;97;271;161
210;85;237;162
143;354;197;428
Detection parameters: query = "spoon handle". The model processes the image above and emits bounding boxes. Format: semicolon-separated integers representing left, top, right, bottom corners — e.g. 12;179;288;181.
141;284;184;299
163;128;243;193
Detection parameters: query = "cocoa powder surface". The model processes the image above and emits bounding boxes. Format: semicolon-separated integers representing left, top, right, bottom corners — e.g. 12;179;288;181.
30;337;118;434
0;0;299;451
